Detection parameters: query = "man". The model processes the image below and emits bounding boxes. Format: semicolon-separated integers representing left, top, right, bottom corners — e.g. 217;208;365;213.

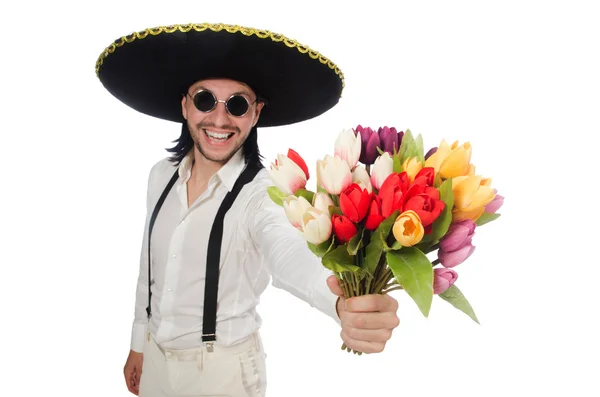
96;23;400;397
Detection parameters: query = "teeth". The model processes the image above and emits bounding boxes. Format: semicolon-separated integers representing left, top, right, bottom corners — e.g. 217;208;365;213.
205;130;232;140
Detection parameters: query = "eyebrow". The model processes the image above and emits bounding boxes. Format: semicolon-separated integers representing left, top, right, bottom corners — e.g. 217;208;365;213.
193;86;254;99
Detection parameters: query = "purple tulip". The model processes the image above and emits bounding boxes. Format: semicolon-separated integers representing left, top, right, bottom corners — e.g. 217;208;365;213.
425;147;438;160
433;268;458;294
356;125;380;165
440;220;476;252
485;192;504;213
378;126;404;155
438;243;476;268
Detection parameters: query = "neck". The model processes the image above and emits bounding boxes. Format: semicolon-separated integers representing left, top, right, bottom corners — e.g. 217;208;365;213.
189;147;226;184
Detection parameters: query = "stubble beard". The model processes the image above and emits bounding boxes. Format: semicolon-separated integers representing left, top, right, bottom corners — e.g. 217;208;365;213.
190;121;245;164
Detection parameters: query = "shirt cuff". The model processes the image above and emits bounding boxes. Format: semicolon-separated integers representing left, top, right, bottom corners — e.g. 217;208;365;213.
131;322;147;353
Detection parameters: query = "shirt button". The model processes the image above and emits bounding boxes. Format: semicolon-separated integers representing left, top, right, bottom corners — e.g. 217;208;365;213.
172;253;177;258
167;288;172;292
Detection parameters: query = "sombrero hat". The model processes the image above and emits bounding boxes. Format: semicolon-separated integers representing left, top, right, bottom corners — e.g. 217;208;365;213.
95;23;345;127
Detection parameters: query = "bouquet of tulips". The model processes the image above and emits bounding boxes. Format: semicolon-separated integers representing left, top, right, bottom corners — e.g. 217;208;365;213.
267;125;504;354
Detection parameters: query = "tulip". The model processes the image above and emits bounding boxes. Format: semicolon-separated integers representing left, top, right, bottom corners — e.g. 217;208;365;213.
365;194;385;230
356;125;380;165
286;149;310;180
300;208;333;245
485;192;504;213
424;147;437;160
316;155;353;195
334;128;362;171
392;210;424;247
425;139;472;180
370;152;394;190
312;192;335;216
403;184;445;231
269;152;308;195
451;175;496;222
438;242;475;268
378;172;409;218
378;126;403;155
412;167;435;187
433;268;458;294
283;196;313;230
352;165;373;192
439;219;476;252
332;214;358;243
339;183;371;223
402;157;423;182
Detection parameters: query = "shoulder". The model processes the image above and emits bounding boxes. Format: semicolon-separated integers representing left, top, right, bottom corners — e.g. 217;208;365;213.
146;157;179;188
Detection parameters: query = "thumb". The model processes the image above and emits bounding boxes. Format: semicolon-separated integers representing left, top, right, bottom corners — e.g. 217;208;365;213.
326;275;345;297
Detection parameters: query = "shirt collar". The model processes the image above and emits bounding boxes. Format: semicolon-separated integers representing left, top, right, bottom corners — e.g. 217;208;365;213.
178;148;246;192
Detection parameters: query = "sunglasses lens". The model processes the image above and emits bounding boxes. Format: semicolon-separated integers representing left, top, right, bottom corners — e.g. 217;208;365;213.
226;95;250;116
193;91;216;112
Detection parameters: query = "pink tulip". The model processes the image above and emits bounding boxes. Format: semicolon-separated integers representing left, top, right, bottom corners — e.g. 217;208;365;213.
433;268;458;294
438;243;475;268
440;220;476;252
485;193;504;213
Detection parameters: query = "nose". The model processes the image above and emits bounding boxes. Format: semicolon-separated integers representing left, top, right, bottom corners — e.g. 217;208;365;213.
210;100;231;125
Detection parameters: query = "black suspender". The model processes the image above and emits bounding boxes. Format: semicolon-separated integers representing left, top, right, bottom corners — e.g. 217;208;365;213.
145;162;263;350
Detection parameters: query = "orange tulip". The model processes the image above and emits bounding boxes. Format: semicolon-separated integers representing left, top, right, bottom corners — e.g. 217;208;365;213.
392;210;425;247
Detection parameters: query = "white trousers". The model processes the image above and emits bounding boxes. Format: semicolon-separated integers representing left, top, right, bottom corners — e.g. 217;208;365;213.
139;332;267;397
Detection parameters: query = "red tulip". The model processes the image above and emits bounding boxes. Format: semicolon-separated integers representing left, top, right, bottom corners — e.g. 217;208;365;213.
340;183;371;222
332;214;358;243
402;184;445;232
378;172;410;218
412;167;435;187
365;194;385;230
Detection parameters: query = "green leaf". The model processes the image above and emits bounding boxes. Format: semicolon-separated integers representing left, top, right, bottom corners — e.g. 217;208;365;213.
322;245;361;273
476;212;501;226
267;186;287;206
393;152;403;173
438;284;480;324
386;248;433;317
428;178;455;241
415;134;425;164
295;188;315;204
347;228;365;255
382;238;403;252
307;236;335;257
398;129;420;164
364;210;400;275
328;206;343;217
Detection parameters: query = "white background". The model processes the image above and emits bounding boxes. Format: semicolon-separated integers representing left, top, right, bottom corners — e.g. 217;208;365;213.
1;1;599;396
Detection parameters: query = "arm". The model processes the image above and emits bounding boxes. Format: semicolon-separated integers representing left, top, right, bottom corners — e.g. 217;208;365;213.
248;187;341;326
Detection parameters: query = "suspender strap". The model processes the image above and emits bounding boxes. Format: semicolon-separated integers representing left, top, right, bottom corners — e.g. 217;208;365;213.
146;168;180;318
202;163;262;345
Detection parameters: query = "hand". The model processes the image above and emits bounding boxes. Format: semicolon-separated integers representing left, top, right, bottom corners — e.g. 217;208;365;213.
327;275;400;353
124;349;144;395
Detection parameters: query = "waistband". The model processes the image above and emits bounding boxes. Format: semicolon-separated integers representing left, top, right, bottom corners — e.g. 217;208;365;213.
152;332;261;362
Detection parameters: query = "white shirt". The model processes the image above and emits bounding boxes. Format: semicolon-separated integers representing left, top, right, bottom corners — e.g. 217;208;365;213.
131;148;340;352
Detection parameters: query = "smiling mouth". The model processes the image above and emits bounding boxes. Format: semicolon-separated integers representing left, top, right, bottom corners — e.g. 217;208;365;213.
204;129;234;142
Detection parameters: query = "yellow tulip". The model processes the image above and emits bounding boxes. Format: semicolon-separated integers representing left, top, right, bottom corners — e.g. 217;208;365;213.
451;175;496;222
402;157;423;182
393;210;424;247
425;139;473;180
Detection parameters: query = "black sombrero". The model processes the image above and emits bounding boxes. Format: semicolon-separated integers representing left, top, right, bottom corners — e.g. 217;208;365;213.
95;23;345;127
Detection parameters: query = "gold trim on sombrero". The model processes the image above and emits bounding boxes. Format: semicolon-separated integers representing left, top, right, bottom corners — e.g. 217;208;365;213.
95;22;345;92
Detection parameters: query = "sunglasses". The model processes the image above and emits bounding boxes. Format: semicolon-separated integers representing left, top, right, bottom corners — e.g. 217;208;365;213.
187;89;258;117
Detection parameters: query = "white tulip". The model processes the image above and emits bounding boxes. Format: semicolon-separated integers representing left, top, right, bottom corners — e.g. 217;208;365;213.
370;152;394;190
312;192;335;216
300;208;333;245
352;164;373;193
268;153;307;195
316;155;353;195
334;128;362;171
283;196;313;230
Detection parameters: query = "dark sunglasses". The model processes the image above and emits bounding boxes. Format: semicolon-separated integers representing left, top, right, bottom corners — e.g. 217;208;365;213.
187;89;258;117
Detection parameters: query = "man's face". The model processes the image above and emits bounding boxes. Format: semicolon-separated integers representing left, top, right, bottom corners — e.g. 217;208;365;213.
181;78;264;164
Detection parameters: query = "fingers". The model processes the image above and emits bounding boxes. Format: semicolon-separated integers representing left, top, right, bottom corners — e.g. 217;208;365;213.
341;310;400;330
326;275;345;297
345;293;399;313
341;329;387;354
124;363;141;395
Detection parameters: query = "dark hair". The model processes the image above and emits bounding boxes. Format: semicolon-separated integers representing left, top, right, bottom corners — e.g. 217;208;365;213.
165;122;264;167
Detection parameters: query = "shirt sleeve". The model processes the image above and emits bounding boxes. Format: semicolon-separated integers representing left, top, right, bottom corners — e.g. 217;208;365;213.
130;163;160;352
247;184;341;327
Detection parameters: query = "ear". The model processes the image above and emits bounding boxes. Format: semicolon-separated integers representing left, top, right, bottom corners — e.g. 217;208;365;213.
181;95;188;120
251;101;265;128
